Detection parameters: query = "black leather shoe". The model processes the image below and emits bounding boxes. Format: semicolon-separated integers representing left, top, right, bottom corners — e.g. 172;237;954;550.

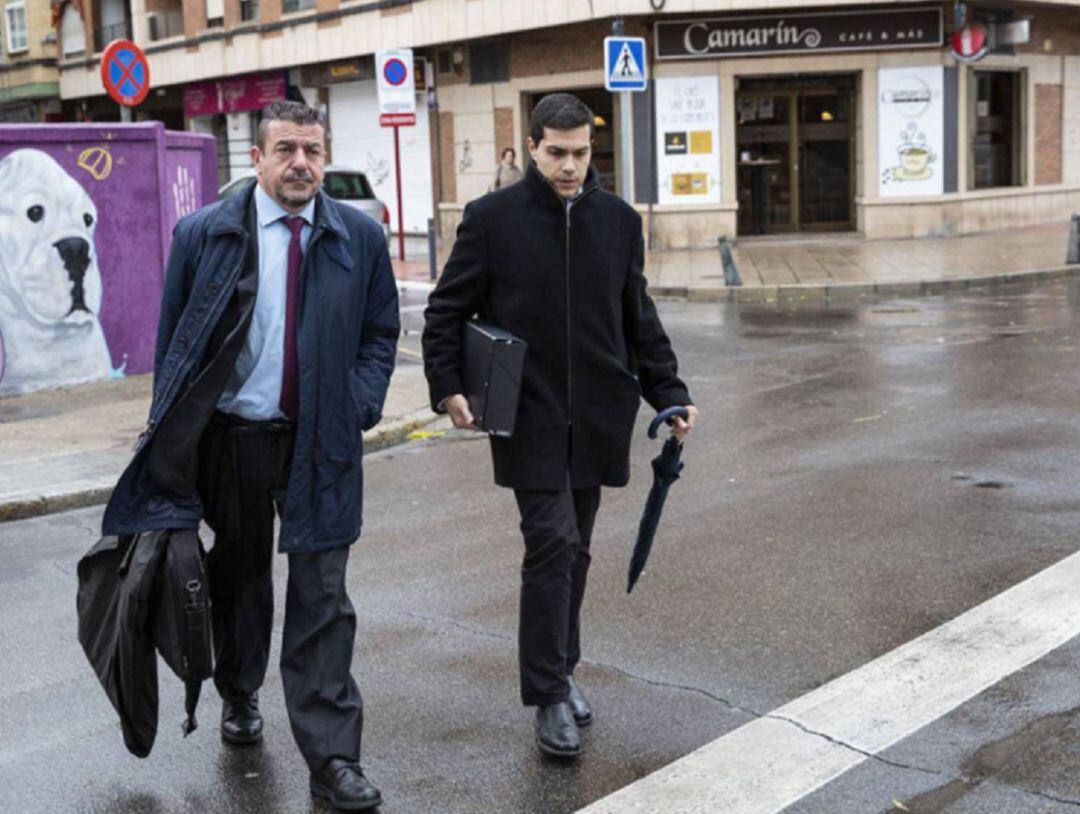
221;693;263;745
310;759;383;811
535;702;581;758
567;676;592;727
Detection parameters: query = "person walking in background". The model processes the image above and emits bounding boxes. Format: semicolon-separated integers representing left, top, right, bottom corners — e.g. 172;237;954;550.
490;146;524;192
102;100;399;811
423;93;698;760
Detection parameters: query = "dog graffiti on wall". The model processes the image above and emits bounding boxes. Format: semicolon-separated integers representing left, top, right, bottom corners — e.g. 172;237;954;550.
0;148;114;397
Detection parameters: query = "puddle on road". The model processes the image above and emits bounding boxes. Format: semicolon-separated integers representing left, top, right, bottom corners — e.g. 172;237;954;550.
883;707;1080;813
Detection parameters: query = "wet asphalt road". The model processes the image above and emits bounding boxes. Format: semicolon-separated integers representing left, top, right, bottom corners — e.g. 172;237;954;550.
5;280;1080;813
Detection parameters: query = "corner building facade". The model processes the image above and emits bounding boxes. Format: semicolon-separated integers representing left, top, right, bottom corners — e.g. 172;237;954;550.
431;1;1080;247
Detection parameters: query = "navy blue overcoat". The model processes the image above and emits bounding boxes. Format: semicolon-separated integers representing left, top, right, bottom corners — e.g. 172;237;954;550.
102;183;399;552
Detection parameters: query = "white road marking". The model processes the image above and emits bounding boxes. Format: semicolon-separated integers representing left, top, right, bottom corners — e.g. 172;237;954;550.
579;549;1080;814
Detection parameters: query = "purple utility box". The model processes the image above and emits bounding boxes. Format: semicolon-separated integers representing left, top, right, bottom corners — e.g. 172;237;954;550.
0;122;218;397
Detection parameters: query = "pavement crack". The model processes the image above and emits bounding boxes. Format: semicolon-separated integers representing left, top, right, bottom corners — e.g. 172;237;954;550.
1013;786;1080;808
578;656;763;716
766;713;947;778
581;660;947;779
391;611;965;785
397;609;514;643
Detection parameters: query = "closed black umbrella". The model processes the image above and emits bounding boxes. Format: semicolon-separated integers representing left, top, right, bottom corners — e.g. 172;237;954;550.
627;406;689;593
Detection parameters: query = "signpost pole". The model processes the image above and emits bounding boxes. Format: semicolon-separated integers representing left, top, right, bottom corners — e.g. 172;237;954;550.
393;124;405;261
605;30;646;204
376;49;415;262
619;91;632;202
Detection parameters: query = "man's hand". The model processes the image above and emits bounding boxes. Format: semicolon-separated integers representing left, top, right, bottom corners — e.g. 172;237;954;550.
670;405;699;441
443;394;480;431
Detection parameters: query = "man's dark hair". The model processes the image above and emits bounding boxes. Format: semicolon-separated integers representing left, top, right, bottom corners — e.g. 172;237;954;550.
256;100;324;149
529;93;594;144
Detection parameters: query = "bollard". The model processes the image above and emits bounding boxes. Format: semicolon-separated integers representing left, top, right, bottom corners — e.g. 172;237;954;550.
1068;213;1080;266
718;235;742;287
427;217;438;281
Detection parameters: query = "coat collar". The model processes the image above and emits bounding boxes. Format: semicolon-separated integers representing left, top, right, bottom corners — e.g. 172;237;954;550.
523;161;601;212
207;180;350;244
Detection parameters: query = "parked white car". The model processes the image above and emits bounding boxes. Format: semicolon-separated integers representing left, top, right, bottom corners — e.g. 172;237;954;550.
218;165;391;242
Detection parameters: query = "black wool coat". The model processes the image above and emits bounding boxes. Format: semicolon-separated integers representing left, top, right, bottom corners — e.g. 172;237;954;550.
423;162;692;491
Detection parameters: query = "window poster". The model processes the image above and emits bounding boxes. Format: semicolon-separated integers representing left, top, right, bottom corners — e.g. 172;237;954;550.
878;66;945;197
655;76;722;205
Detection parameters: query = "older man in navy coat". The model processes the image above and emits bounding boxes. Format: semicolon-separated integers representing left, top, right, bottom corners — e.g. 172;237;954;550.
103;101;398;811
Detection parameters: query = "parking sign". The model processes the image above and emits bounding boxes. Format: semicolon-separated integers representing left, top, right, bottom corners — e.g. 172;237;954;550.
376;49;415;116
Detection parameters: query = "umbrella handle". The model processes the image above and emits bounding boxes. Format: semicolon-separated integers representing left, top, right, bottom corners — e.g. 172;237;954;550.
648;406;690;439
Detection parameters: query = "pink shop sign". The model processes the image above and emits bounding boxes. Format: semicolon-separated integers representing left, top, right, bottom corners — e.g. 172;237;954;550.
183;73;286;117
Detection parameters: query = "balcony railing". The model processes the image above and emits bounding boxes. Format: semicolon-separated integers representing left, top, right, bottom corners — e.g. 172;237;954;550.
93;18;132;53
148;10;184;42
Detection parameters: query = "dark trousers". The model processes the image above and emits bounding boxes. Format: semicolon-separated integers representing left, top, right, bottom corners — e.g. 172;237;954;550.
199;412;363;772
512;486;601;706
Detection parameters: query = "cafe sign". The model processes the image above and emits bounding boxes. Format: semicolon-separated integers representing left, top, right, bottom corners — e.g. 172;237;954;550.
655;8;942;60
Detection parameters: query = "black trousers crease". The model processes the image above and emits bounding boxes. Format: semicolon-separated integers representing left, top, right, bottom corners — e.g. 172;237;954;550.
513;486;601;707
198;413;363;771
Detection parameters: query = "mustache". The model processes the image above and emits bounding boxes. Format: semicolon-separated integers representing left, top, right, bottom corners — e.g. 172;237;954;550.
283;170;315;182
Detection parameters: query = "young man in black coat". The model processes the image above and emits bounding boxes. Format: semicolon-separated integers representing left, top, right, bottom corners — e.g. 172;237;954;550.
423;93;698;758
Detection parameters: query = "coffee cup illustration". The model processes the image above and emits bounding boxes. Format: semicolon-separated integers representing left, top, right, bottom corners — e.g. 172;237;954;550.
889;121;935;182
671;172;709;195
898;144;933;175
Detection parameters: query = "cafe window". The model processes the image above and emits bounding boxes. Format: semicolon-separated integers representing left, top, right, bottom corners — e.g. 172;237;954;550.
971;70;1023;189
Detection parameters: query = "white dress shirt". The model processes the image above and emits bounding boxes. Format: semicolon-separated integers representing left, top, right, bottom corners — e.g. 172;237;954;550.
216;184;315;420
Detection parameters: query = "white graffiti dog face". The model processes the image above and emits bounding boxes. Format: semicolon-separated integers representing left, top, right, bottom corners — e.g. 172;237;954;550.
0;149;101;325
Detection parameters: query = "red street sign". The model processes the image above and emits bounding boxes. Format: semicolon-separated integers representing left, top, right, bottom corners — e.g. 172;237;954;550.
952;23;989;62
380;113;416;127
100;39;151;107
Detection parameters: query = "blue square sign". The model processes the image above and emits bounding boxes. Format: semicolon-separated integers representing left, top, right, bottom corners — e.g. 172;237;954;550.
604;36;647;92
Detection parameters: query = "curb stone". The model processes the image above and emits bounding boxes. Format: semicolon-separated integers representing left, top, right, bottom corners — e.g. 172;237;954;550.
652;264;1080;303
0;408;441;523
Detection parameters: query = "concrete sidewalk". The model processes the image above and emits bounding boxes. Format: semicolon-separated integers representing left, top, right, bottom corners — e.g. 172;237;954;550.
0;354;440;522
392;220;1079;301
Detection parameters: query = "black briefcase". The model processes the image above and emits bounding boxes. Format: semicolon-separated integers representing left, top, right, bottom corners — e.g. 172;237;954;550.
462;320;527;437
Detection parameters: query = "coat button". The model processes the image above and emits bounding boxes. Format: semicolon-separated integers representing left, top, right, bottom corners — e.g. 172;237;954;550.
177;336;188;348
208;283;220;295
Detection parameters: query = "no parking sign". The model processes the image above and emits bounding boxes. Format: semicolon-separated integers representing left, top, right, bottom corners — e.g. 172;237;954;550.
376;49;415;123
100;39;151;107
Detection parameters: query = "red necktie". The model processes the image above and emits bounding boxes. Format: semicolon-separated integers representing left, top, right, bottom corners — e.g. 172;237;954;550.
280;216;305;421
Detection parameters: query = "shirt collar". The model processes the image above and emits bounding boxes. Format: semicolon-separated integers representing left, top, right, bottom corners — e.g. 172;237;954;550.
254;182;316;228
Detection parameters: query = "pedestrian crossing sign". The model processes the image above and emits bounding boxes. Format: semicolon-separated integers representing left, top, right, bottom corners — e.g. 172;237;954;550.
604;36;648;92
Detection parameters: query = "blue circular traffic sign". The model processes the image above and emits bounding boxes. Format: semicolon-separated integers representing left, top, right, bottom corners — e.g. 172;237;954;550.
383;58;407;86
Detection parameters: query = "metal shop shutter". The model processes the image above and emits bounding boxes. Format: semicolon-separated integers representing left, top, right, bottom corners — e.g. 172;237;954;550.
329;79;434;235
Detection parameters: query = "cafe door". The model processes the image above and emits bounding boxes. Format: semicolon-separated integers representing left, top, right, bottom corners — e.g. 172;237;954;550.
736;75;855;235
